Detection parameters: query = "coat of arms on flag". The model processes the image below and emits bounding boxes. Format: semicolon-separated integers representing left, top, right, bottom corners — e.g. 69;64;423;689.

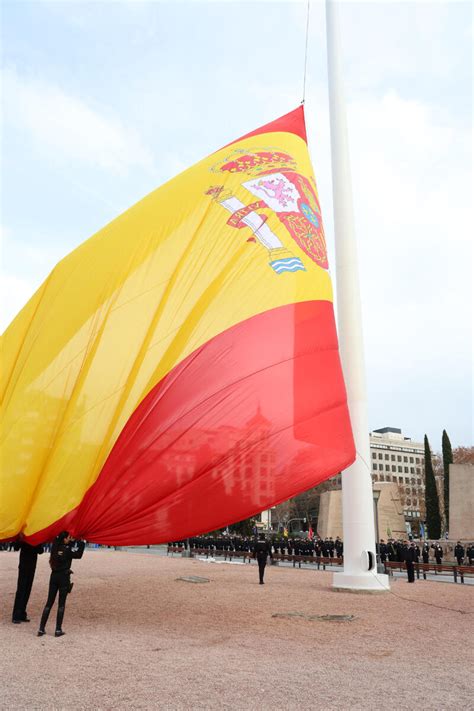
206;147;328;275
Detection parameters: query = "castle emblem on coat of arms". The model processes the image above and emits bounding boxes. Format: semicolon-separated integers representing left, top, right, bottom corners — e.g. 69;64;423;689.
205;148;328;275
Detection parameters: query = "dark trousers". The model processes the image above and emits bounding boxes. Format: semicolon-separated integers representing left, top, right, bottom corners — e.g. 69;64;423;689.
12;563;37;621
456;557;463;565
406;562;415;583
257;556;267;583
39;572;69;631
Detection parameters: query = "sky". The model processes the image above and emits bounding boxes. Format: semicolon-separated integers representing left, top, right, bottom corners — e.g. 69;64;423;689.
1;0;472;450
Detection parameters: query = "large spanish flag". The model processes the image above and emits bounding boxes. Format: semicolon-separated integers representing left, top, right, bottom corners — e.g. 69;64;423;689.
0;107;355;545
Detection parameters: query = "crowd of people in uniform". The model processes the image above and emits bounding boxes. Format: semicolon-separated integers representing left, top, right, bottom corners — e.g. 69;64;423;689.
169;534;345;558
168;534;474;566
377;539;474;566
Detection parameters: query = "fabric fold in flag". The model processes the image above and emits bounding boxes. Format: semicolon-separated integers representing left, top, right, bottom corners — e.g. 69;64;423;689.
0;106;355;545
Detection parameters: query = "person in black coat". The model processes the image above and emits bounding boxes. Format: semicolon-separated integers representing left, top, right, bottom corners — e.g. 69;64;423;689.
404;541;417;583
378;539;388;564
467;544;474;565
422;543;430;564
387;539;396;562
253;533;273;585
12;540;44;623
432;542;443;565
328;538;335;558
454;542;465;566
37;531;85;637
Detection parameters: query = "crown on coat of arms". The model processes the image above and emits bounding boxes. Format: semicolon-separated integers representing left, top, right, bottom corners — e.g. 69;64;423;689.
211;148;297;177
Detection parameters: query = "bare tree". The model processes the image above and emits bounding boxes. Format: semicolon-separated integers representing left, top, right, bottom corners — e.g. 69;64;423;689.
453;446;474;464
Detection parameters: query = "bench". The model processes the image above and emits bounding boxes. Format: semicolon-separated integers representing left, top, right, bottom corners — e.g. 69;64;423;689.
190;547;253;563
272;554;343;569
167;546;184;555
384;560;474;583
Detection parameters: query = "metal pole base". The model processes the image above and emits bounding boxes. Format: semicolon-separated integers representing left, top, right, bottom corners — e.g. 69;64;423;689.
332;571;390;593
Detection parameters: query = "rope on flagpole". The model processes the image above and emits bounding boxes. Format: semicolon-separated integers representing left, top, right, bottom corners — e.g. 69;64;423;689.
302;0;311;103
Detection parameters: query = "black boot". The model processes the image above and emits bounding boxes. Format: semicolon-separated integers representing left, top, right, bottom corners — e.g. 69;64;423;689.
56;604;65;635
39;605;51;634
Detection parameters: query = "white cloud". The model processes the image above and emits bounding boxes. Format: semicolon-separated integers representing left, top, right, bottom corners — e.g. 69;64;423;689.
2;68;154;175
0;273;35;333
0;224;76;331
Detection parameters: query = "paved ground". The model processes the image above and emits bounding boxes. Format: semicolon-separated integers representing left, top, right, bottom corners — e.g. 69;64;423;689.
1;549;473;710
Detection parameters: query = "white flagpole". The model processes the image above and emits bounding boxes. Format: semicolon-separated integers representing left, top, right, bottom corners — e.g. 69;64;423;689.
326;0;389;591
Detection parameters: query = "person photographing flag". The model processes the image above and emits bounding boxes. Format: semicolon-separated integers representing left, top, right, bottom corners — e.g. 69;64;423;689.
37;531;85;637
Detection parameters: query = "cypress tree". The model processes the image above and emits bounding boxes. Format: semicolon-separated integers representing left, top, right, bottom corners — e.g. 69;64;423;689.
442;429;453;531
424;435;441;539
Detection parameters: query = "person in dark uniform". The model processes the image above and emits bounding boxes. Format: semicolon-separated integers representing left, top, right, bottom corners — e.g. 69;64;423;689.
467;544;474;565
454;542;465;566
335;537;343;559
378;539;388;564
37;531;85;637
253;533;273;585
12;540;44;623
404;541;417;583
387;539;396;562
432;542;443;565
327;538;334;558
422;542;430;564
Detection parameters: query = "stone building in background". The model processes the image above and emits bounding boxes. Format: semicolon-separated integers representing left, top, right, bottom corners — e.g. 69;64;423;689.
369;427;425;533
267;426;427;535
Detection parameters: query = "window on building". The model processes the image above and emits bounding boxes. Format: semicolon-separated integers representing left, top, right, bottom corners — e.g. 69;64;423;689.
392;466;396;472
403;456;408;462
410;467;415;474
391;455;395;461
385;453;389;460
398;466;402;473
378;453;383;459
373;474;378;481
415;457;420;464
397;455;402;462
417;479;421;485
398;476;403;483
372;452;376;458
404;467;409;473
373;463;377;470
380;474;385;482
406;498;411;506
